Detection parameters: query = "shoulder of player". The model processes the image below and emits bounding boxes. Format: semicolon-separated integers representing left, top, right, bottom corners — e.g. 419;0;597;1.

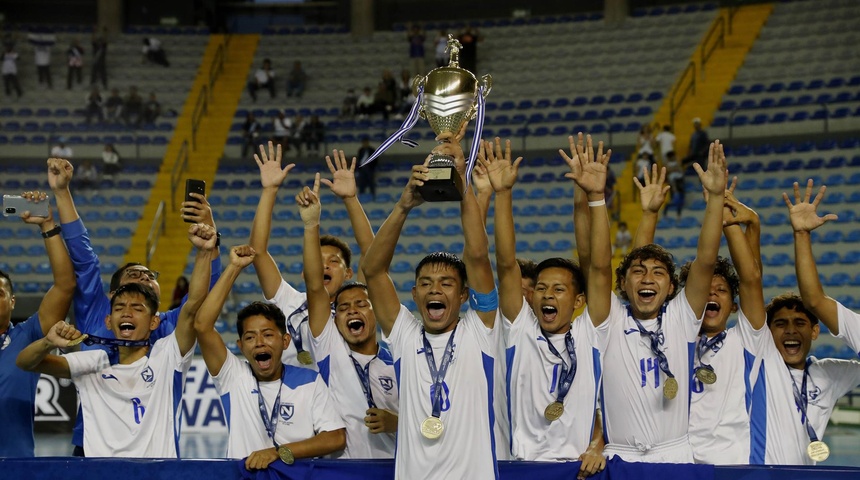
282;363;321;388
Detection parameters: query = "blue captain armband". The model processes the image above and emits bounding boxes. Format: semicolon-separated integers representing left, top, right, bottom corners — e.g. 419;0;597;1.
469;287;499;312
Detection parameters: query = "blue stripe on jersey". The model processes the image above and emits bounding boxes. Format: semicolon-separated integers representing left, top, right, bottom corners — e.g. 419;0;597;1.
172;370;183;457
481;352;500;480
686;341;696;411
591;347;602;438
378;345;395;366
598;370;608;444
221;393;232;434
746;350;766;464
317;356;331;386
505;346;515;453
282;364;318;388
393;359;401;395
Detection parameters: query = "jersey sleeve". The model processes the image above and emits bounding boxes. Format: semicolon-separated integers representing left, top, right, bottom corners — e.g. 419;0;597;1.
150;332;194;372
62;218;111;335
20;313;46;344
669;287;704;342
265;278;304;313
387;305;421;361
735;307;769;356
65;350;111;378
153;256;223;342
462;308;501;353
595;293;625;349
816;358;860;400
211;351;244;396
501;300;530;346
308;314;337;358
834;301;860;357
310;373;346;434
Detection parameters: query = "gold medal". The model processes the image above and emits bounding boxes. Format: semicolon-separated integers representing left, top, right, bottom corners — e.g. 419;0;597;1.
66;334;89;348
297;350;313;365
420;416;444;440
544;402;564;422
807;440;830;462
663;377;678;400
696;367;717;385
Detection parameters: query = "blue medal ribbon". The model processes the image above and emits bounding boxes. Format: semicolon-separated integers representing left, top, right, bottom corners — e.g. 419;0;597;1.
694;330;726;376
626;305;674;380
358;87;424;168
73;334;151;365
349;352;378;409
789;359;820;443
464;86;487;187
543;330;577;404
421;325;457;419
251;364;287;447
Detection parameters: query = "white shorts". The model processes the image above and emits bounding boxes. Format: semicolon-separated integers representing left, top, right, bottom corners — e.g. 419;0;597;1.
604;434;694;463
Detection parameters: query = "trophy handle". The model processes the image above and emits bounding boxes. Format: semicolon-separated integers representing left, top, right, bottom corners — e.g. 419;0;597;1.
480;74;493;98
412;75;428;119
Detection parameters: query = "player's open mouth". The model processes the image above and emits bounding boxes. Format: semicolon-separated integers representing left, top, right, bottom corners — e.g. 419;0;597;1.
119;322;135;337
705;301;721;317
427;301;446;321
637;289;657;301
541;305;558;322
347;318;365;335
254;352;273;370
323;274;332;284
783;340;801;356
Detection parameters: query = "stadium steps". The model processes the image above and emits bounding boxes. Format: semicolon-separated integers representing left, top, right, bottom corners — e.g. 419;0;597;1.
126;34;260;310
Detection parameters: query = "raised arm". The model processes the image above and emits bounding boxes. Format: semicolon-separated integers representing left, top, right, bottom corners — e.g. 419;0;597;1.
362;158;429;337
472;158;493;226
480;138;524;322
299;174;330;338
16;321;82;379
723;193;765;330
632;163;670;249
20;191;75;335
784;179;840;333
561;135;612;326
684;141;727;317
320;150;373;281
176;223;218;356
249;141;295;299
47;158;81;224
194;246;256;377
567;134;592;272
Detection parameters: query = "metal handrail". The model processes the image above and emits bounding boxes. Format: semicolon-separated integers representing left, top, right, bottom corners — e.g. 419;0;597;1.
700;15;726;78
727;6;739;34
670;62;696;131
145;200;166;268
208;42;225;98
191;85;208;150
726;102;831;142
170;139;189;211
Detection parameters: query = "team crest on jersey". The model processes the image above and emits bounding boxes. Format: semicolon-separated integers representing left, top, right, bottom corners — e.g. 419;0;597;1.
379;376;394;391
140;366;154;383
279;403;295;421
808;385;822;402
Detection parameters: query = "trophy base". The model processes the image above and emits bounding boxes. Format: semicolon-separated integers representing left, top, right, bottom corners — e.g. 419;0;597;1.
417;157;463;202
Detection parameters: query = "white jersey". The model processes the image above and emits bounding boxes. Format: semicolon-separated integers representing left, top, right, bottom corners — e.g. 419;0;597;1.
269;279;319;371
503;301;602;461
308;316;398;458
599;290;703;453
689;308;768;464
491;316;512;461
66;333;193;458
211;352;345;459
388;305;500;480
752;300;860;465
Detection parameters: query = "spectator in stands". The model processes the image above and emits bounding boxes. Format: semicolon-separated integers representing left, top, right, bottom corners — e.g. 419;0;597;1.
381;69;397;98
104;87;123;123
290;113;307;157
356;137;377;200
247;58;275;102
241;112;261;158
271;110;292;151
90;27;108;88
66;39;84;90
51;139;73;159
143;92;161;125
373;82;395;121
457;26;481;73
356;86;374;119
683;117;709;169
666;153;685;218
170;276;189;310
76;159;98;191
435;30;449;67
340;88;357;119
33;42;53;89
141;37;169;67
407;25;426;76
123;86;144;128
655;124;676;165
302;115;325;157
84;86;104;124
395;69;413;118
2;45;22;99
286;60;307;98
101;143;121;176
636;124;655;164
614;221;632;257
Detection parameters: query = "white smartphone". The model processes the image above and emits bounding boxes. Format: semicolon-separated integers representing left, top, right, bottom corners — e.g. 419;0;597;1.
3;194;50;217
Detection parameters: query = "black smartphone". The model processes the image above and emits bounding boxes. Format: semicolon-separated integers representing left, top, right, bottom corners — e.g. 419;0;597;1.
184;179;206;223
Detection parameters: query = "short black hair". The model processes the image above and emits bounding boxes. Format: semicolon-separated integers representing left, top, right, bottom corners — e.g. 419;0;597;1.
0;269;13;295
766;293;819;326
334;281;368;306
679;256;739;300
516;258;538;284
615;243;679;301
110;283;159;314
415;252;467;286
237;301;287;336
534;257;585;294
321;234;352;269
110;262;146;293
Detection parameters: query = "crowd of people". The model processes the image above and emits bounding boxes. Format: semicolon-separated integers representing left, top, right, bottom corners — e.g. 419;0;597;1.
1;127;859;476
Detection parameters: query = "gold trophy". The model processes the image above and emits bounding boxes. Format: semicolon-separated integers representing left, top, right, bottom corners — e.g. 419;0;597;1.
412;35;492;202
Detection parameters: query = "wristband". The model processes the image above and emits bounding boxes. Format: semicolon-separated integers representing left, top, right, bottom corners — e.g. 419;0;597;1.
587;199;606;207
469;287;499;313
41;225;62;238
215;231;221;248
